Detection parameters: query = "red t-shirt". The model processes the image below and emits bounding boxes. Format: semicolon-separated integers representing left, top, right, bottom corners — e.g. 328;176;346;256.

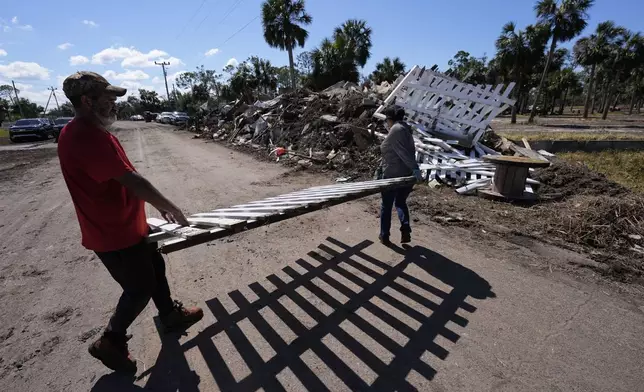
57;118;148;252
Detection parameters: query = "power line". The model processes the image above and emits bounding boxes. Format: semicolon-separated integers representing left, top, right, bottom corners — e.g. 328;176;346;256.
195;0;245;34
193;14;260;66
220;15;260;47
176;0;209;39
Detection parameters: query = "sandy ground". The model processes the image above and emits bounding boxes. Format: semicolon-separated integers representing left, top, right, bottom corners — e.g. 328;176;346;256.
1;122;643;392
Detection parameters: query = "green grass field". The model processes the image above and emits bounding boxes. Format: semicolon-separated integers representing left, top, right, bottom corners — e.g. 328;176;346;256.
0;129;8;138
498;131;644;141
559;151;644;192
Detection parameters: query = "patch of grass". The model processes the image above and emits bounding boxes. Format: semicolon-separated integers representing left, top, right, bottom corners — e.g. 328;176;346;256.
0;129;8;138
558;151;644;192
498;131;644;141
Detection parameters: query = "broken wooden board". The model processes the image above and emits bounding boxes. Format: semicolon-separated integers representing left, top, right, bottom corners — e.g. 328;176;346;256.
146;176;416;253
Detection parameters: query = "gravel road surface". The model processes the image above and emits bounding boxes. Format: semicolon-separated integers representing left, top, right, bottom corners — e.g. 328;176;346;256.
1;121;643;392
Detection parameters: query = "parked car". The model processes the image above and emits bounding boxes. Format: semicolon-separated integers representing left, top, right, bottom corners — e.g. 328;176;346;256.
157;112;175;124
171;111;190;125
9;118;54;142
53;117;73;142
130;114;144;121
143;111;156;122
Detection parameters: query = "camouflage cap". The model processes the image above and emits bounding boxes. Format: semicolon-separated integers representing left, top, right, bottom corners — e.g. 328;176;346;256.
63;71;126;100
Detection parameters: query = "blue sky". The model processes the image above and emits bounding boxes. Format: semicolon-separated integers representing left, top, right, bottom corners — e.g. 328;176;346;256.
1;0;643;108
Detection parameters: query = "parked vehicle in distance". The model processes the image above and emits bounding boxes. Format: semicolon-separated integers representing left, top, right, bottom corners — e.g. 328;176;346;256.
53;117;73;142
171;111;189;125
143;111;157;122
9;118;54;142
130;114;144;121
157;112;175;124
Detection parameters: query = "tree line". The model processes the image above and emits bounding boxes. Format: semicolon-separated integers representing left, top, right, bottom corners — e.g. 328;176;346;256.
3;0;642;124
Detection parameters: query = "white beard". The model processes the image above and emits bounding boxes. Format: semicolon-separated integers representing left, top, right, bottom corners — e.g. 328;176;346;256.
98;113;117;127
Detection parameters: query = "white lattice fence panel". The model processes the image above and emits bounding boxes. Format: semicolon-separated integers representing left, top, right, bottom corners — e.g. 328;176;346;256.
375;65;516;146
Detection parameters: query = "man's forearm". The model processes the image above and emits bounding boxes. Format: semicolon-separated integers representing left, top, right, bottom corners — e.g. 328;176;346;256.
117;172;179;213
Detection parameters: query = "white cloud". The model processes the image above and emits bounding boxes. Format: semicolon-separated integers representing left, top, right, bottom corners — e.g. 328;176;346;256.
91;46;184;68
69;55;90;66
0;61;50;80
0;49;6;56
226;58;239;67
152;76;162;84
57;42;73;50
11;17;18;24
104;69;150;81
83;20;98;28
119;81;155;94
205;48;220;56
3;26;10;32
18;24;33;31
168;70;186;84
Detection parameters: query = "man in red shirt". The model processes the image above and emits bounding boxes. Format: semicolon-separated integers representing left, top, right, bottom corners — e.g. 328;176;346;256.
58;71;203;373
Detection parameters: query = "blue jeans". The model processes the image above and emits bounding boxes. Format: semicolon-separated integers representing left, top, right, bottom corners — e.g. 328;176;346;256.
380;186;413;238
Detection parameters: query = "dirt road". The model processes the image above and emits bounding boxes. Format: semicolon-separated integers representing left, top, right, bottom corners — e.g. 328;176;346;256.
1;122;643;392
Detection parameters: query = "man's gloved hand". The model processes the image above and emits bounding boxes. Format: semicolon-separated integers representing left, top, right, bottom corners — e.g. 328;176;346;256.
413;169;424;183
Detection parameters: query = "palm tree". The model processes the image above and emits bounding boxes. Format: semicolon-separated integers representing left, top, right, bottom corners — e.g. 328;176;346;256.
627;35;644;114
573;21;622;118
601;29;634;120
310;38;359;89
261;0;312;90
528;0;594;123
249;56;278;95
370;57;406;84
333;19;372;68
495;22;549;123
550;68;579;114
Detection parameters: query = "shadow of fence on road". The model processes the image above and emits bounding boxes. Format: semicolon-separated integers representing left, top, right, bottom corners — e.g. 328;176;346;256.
94;237;495;391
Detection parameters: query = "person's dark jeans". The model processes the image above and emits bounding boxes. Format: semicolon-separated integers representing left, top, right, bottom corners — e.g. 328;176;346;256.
95;237;174;343
380;185;414;239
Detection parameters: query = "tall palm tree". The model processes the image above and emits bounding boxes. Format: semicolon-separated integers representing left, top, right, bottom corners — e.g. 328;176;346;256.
370;57;406;84
261;0;312;90
573;21;622;118
528;0;594;123
496;22;549;123
333;19;373;68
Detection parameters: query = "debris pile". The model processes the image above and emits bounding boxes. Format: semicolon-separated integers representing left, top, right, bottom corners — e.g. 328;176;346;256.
532;159;629;198
183;66;644;281
190;81;396;178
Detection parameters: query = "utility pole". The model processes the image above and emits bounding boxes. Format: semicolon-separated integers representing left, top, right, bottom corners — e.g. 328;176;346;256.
44;87;60;114
51;87;60;111
154;61;172;103
43;89;54;114
11;80;24;117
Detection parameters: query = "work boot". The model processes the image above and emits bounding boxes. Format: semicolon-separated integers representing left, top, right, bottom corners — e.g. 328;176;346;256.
401;228;412;244
379;234;392;246
160;300;204;333
88;334;137;373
